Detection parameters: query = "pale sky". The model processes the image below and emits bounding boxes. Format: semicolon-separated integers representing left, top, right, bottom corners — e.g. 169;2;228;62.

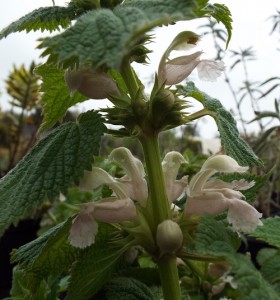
0;1;279;138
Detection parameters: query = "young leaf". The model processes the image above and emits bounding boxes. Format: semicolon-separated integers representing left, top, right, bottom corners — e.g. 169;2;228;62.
11;218;78;278
35;64;88;132
0;111;106;236
178;82;262;167
195;3;232;47
8;267;59;300
249;217;280;248
0;5;78;39
38;0;198;69
66;224;127;300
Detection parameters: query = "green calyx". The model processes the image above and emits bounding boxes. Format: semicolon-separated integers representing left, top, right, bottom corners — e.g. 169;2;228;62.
122;208;156;254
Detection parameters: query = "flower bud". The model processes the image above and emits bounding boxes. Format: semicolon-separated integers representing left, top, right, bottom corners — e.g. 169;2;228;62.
65;68;120;99
156;220;183;254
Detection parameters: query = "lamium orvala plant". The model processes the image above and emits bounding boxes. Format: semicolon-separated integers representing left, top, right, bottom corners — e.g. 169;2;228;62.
1;1;280;300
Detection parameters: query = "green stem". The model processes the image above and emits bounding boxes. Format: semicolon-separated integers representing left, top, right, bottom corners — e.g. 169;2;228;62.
158;256;182;300
140;132;181;300
140;133;170;228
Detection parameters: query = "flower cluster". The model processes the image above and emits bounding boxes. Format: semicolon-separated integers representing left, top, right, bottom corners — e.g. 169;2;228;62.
69;147;262;249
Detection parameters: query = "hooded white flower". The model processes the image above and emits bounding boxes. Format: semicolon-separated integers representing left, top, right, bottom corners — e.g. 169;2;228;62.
65;67;120;99
69;148;145;248
158;31;225;86
69;148;189;248
162;151;188;203
185;155;263;233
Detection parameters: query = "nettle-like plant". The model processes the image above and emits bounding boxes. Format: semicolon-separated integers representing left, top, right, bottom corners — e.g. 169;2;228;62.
1;1;280;299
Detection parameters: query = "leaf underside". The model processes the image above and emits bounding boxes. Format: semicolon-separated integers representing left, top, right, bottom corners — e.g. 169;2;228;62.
178;82;262;167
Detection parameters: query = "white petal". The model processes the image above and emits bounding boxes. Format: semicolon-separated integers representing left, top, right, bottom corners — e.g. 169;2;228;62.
109;147;148;206
197;60;225;81
227;199;263;233
204;179;255;191
93;198;137;223
188;169;217;196
185;192;228;216
163;52;202;85
162;152;188;202
201;155;248;173
79;167;128;200
69;212;98;248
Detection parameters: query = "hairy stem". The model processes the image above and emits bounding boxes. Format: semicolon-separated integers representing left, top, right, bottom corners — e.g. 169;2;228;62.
140;132;181;300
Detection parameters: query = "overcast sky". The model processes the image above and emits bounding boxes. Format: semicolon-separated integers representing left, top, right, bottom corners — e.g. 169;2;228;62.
0;0;279;138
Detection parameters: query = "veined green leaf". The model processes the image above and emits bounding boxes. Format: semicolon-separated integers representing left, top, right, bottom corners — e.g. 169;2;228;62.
178;82;262;167
250;217;280;248
105;277;155;300
0;5;78;39
35;64;88;132
203;3;232;48
0;111;106;236
66;224;127;300
228;254;280;300
190;215;240;256
11;218;78;278
38;0;198;69
190;216;279;299
258;249;280;293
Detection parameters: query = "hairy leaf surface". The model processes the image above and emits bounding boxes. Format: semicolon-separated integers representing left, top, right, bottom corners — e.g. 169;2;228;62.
0;5;78;39
250;217;280;248
38;0;231;69
11;218;78;278
66;224;127;300
0;111;106;236
36;64;87;132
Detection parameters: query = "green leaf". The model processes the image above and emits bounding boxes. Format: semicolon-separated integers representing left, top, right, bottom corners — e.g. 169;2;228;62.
250;217;280;248
190;217;279;299
178;82;262;167
11;218;78;278
204;3;232;48
8;267;49;300
38;0;199;69
258;249;280;293
35;64;88;132
0;111;106;236
190;215;240;256
0;5;78;39
66;224;127;300
105;277;155;300
228;254;280;300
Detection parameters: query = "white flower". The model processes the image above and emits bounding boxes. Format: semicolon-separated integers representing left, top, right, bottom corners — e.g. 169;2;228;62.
69;148;144;248
109;147;148;207
162;151;188;203
158;31;225;86
185;155;263;233
65;67;120;99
